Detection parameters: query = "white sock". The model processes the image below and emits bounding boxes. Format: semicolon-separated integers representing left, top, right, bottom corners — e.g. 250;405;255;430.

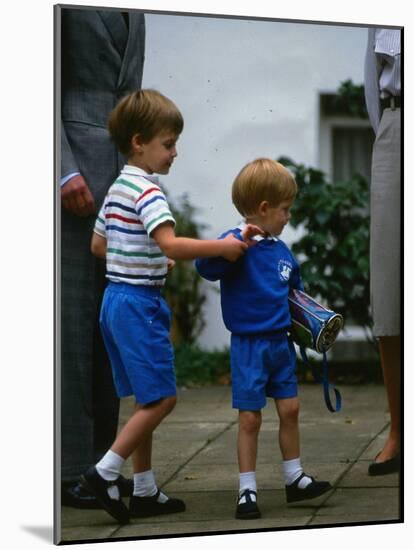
283;458;312;488
95;450;125;500
238;471;257;503
96;450;125;481
133;470;168;503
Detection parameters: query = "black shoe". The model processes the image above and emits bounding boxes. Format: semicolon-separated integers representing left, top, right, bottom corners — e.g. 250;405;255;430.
81;467;130;524
129;489;186;518
117;475;134;497
368;453;400;476
235;489;261;519
286;473;332;503
62;481;102;509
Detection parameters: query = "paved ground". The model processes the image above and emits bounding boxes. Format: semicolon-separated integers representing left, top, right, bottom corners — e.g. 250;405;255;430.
58;383;401;544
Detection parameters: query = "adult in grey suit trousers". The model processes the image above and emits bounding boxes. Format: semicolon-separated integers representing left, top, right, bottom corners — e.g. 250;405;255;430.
364;28;401;476
60;7;145;505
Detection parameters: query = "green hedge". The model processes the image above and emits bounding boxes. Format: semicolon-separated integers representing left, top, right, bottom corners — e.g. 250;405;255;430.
174;344;231;386
174;345;382;387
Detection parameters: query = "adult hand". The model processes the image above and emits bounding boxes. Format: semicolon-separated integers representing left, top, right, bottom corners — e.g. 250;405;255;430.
61;174;96;217
221;234;248;262
241;224;265;247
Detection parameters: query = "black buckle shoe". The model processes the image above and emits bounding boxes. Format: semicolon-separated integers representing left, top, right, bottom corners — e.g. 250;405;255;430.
368;453;400;476
129;489;186;518
286;473;332;503
235;489;261;519
117;474;134;497
81;467;130;524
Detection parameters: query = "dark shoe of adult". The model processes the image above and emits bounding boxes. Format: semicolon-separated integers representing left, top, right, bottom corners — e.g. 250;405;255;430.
129;489;186;518
81;467;130;524
61;481;102;509
368;453;400;476
235;489;261;519
286;473;332;503
61;475;133;509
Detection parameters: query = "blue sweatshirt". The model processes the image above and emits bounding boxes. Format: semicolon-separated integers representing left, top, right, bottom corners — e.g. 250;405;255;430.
195;227;303;336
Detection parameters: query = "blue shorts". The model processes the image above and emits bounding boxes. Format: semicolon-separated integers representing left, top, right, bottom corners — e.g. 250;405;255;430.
230;333;297;410
99;282;176;405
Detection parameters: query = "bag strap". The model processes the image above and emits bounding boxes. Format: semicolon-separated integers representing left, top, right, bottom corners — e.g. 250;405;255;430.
299;347;342;413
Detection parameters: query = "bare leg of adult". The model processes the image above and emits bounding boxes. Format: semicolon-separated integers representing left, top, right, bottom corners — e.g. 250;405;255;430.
368;335;401;476
376;335;401;462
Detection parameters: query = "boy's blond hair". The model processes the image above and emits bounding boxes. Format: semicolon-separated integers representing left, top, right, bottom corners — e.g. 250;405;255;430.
232;158;297;217
108;89;184;156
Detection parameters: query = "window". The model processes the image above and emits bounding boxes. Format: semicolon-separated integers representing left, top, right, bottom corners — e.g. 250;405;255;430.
319;92;375;183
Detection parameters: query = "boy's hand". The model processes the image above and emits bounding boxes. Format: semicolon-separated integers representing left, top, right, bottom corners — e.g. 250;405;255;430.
167;258;176;272
90;232;107;259
221;234;248;262
241;224;265;247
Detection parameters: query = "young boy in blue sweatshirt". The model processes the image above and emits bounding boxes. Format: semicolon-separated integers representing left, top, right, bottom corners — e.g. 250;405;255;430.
196;158;332;519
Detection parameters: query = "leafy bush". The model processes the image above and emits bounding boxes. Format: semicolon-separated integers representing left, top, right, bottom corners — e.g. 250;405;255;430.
174;344;231;386
321;79;368;118
278;156;372;338
163;193;207;345
173;344;381;387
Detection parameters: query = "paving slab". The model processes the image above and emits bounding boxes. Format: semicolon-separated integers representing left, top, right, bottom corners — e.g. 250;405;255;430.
113;517;312;539
309;487;400;525
337;461;400;488
59;383;402;544
111;490;319;538
164;461;345;493
61;524;118;543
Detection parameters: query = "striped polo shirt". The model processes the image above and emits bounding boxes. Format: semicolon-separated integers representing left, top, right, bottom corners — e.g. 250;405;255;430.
94;165;175;286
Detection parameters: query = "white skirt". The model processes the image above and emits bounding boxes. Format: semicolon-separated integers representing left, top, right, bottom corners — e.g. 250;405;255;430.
370;107;401;337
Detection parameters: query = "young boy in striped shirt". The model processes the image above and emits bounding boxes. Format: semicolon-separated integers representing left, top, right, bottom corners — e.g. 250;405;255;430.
81;89;256;524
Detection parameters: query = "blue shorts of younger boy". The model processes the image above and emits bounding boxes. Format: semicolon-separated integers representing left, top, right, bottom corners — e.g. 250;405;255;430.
231;332;297;410
99;282;176;405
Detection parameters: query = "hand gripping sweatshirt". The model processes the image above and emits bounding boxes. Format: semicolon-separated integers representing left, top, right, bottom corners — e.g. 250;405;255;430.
195;227;303;336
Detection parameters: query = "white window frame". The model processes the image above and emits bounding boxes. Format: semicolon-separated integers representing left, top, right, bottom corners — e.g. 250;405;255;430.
319;114;372;182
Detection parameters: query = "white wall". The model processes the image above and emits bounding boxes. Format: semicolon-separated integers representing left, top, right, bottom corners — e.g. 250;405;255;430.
142;14;369;350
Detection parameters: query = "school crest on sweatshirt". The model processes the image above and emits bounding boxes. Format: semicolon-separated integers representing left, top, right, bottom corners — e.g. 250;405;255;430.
278;259;292;282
